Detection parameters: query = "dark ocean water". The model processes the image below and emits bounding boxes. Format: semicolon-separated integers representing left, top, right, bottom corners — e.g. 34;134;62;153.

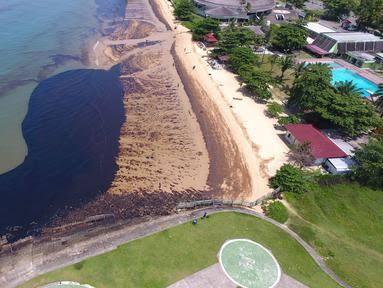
0;66;125;239
0;0;127;240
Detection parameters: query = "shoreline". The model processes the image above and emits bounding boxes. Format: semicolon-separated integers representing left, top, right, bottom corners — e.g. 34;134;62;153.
153;0;288;199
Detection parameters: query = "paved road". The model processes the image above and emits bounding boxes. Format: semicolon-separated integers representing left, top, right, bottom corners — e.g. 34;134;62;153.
2;207;351;288
167;263;308;288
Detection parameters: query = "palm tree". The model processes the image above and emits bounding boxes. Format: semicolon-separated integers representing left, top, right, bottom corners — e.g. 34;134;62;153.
278;56;294;81
373;84;383;115
294;62;306;78
269;54;279;73
334;80;362;96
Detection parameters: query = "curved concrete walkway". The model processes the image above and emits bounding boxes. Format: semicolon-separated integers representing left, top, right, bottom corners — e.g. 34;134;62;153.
3;207;351;288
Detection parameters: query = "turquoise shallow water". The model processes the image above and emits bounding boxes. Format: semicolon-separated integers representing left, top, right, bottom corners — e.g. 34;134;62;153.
0;0;124;173
331;68;379;97
0;0;127;239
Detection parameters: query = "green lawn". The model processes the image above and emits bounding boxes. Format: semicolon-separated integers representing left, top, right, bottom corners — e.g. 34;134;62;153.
286;183;383;288
21;212;339;288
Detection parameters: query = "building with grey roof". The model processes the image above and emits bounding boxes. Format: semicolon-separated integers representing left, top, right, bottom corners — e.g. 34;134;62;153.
306;32;383;56
194;0;275;20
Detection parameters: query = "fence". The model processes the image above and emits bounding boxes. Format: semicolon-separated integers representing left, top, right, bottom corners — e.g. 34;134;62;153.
176;187;281;209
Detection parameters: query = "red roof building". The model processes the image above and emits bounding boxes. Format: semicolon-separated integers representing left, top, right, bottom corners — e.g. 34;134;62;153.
285;124;347;162
203;33;218;46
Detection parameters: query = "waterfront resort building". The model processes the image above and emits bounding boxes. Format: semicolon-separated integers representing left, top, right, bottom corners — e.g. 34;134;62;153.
284;124;348;166
193;0;275;20
306;32;383;57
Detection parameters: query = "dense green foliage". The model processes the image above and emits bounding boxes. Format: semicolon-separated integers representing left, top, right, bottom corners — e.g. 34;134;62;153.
289;63;382;136
228;47;259;73
288;0;307;8
286;183;383;288
239;65;273;100
173;0;195;21
271;24;308;52
323;0;358;20
277;56;294;81
356;0;383;29
266;102;284;118
289;63;333;111
317;90;381;137
21;212;340;288
270;164;313;194
264;201;289;223
353;137;383;188
218;25;256;53
277;115;300;125
191;18;220;40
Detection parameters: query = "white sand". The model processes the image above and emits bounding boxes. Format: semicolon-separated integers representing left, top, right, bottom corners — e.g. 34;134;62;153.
155;0;289;200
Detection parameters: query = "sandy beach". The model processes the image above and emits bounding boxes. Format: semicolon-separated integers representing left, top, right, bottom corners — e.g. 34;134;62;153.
153;0;288;200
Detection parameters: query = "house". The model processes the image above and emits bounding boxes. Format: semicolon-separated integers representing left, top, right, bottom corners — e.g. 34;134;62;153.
193;0;275;21
304;22;335;39
284;124;348;165
323;157;355;174
344;51;377;68
203;33;218;46
306;32;383;57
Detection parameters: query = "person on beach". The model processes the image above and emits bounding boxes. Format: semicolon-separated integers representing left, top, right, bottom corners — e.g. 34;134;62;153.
193;65;196;70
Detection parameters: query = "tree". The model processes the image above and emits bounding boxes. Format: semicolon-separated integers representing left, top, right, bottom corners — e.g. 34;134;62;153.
218;26;255;53
191;18;220;40
317;91;382;137
289;63;333;111
353;137;383;189
228;47;258;73
271;24;308;52
288;141;315;167
289;0;307;8
278;56;294;81
269;164;311;194
356;0;383;29
294;62;307;78
269;54;279;73
373;84;383;115
173;0;195;21
323;0;358;20
334;80;362;96
239;65;274;100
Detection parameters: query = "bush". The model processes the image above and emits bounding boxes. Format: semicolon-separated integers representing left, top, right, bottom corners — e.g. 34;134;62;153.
264;201;288;223
266;102;284;118
277;115;300;125
173;0;195;21
353;137;383;189
74;261;84;270
270;164;312;194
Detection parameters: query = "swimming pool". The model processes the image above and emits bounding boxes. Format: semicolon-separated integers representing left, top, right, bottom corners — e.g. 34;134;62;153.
331;68;379;97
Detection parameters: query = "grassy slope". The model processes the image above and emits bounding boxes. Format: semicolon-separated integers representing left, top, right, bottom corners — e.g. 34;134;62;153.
286;183;383;288
21;212;339;288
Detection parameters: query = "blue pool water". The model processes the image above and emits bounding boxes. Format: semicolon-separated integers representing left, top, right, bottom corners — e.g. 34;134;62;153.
331;68;379;97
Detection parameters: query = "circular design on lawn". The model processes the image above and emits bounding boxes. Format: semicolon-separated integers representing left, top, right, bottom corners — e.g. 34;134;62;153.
42;281;94;288
219;239;281;288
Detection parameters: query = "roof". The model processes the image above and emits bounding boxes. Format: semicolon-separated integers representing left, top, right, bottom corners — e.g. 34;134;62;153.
203;33;218;43
327;157;355;171
285;124;348;159
305;44;331;55
205;6;247;19
323;32;382;42
346;51;376;61
305;22;335;34
246;25;265;36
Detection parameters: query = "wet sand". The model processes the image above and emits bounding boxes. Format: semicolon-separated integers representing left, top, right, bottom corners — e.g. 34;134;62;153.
54;0;254;226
